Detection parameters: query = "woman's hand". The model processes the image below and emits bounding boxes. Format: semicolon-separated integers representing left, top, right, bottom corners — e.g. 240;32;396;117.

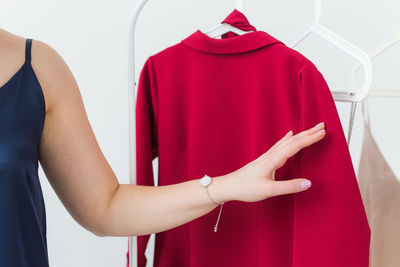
210;122;326;203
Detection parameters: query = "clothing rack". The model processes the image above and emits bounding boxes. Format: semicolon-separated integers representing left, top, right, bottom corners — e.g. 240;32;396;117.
127;1;381;266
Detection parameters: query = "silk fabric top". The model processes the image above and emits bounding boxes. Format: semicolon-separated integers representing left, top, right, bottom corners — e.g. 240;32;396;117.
0;39;48;266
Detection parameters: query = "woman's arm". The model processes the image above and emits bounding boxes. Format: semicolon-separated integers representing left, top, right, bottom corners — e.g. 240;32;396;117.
34;40;325;237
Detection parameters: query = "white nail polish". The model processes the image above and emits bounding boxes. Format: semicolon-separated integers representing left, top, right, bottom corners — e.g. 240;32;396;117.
285;130;293;137
300;180;312;190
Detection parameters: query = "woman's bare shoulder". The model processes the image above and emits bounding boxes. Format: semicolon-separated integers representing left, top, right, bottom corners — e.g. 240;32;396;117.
30;37;80;113
0;29;64;80
0;29;82;116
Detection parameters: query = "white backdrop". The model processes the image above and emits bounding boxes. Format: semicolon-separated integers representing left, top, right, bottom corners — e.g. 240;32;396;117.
1;0;400;266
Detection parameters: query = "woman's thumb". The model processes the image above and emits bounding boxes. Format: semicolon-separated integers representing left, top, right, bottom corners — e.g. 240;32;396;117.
268;178;311;197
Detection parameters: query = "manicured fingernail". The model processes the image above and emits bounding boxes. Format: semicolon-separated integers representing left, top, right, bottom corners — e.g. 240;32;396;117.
300;180;312;190
317;129;326;134
314;122;325;127
285;130;293;137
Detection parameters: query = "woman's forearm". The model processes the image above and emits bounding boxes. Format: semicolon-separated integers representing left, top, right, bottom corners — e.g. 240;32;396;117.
96;175;230;237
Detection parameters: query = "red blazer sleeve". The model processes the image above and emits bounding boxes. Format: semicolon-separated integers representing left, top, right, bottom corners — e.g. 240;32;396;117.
127;57;159;267
291;66;371;266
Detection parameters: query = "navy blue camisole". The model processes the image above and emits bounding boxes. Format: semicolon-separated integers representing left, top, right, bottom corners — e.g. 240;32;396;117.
0;39;49;266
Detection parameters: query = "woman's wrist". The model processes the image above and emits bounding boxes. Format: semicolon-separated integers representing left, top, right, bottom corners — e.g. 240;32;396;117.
207;173;237;204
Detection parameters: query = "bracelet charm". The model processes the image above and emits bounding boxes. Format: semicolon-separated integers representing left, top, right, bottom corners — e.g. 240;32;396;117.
200;174;224;232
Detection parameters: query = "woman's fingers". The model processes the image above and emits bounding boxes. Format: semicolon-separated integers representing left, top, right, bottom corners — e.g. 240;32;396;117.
229;123;325;202
266;130;293;154
254;130;293;164
267;178;312;197
273;130;294;148
276;122;325;151
269;123;326;169
260;122;325;161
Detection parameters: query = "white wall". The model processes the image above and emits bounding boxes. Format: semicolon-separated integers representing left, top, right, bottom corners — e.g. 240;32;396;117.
1;0;399;266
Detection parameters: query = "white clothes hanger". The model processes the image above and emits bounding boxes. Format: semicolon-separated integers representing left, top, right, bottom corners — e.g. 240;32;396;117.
235;0;243;12
203;23;253;38
288;0;373;103
352;33;400;98
202;0;253;38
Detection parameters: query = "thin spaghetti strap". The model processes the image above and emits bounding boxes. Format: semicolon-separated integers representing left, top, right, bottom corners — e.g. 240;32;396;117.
25;39;32;63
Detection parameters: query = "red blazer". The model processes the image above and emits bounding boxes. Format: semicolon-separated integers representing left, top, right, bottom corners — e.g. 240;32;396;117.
130;9;370;267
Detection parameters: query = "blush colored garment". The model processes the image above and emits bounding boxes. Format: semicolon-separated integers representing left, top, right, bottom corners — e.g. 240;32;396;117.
129;9;370;267
357;99;400;267
0;39;48;266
